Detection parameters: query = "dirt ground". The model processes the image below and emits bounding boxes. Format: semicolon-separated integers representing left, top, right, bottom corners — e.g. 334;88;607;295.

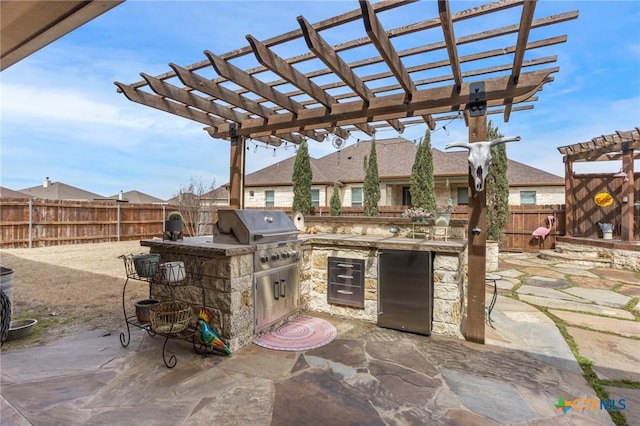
0;241;152;348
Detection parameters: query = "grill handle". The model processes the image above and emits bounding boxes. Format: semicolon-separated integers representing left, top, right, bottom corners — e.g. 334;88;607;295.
337;274;353;279
274;281;279;300
337;289;354;295
337;263;354;268
253;231;298;241
280;279;286;297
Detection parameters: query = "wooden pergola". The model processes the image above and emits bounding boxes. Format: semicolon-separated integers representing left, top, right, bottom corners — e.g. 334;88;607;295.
558;128;639;242
115;0;578;344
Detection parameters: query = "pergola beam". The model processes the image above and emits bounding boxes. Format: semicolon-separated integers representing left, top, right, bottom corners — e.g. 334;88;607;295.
438;0;463;92
114;82;224;129
209;69;554;139
360;0;416;100
504;0;537;121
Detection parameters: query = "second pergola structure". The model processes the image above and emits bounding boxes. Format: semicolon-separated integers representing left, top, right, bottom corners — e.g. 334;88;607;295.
558;129;639;242
116;0;577;344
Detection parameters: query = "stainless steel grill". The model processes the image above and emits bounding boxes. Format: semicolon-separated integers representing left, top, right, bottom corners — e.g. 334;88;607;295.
213;209;300;331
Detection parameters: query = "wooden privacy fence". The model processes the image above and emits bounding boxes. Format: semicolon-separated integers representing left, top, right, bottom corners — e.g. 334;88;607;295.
566;173;639;239
0;200;172;248
1;200;565;252
313;204;566;252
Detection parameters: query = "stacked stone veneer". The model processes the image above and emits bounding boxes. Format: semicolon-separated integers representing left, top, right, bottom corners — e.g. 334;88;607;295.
149;250;255;352
301;244;466;339
555;241;640;272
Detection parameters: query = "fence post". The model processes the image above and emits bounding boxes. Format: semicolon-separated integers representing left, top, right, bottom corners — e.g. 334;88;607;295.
28;199;33;248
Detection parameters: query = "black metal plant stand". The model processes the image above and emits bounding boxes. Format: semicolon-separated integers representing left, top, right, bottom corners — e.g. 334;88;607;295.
118;254;206;368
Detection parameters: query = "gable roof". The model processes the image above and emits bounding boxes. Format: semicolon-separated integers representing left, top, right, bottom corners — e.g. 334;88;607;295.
245;137;562;187
107;190;166;204
19;180;105;201
0;186;33;199
244;155;334;187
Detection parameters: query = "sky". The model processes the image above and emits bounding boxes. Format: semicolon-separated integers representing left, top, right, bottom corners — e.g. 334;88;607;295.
1;0;639;201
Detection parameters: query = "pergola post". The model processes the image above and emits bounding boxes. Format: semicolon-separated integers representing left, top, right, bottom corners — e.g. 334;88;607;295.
465;114;488;344
564;159;574;236
621;145;634;241
229;134;245;209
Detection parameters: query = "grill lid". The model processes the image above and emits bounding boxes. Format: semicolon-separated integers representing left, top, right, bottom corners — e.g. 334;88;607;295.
214;209;298;245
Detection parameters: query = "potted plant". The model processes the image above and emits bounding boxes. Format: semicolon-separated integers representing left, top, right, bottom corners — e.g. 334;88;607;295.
433;199;454;227
402;207;431;222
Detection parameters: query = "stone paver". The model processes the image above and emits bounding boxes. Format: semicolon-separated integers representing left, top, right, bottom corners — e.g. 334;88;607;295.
497;269;523;278
552;267;600;278
553;262;598;270
617;284;640;298
571;275;618;290
563;287;632;309
516;285;585;302
486;295;581;373
518;295;636;320
549;310;640;338
523;268;569;280
604;386;640;426
593;268;640;285
525;276;571;289
566;327;640;382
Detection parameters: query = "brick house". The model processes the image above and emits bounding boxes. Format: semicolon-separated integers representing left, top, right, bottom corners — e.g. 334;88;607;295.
233;138;563;209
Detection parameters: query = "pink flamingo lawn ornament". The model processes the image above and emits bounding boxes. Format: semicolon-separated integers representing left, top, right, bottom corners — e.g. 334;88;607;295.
532;215;556;249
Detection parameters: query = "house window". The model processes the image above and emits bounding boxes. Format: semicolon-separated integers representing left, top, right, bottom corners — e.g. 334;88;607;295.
311;189;320;207
457;187;469;206
402;186;412;206
351;187;363;207
265;190;274;207
520;191;536;205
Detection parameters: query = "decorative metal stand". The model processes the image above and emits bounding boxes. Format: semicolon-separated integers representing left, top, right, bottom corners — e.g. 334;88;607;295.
118;254;208;368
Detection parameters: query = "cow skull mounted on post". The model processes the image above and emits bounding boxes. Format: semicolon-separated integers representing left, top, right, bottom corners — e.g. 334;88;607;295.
445;136;520;192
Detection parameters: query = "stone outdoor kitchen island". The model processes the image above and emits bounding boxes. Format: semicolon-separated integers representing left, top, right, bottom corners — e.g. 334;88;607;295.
140;217;469;353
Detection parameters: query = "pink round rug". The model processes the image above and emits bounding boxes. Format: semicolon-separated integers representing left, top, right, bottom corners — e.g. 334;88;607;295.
253;315;337;351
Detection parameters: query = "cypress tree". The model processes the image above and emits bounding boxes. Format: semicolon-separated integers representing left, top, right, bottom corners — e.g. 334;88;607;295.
363;139;380;216
330;184;342;216
486;121;510;242
409;128;436;213
291;139;312;215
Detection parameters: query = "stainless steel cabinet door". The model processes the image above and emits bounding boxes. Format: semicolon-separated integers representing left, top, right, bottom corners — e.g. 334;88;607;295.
378;250;433;335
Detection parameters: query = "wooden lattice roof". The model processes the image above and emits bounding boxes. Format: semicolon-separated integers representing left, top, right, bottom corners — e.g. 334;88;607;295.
557;128;640;163
115;0;578;145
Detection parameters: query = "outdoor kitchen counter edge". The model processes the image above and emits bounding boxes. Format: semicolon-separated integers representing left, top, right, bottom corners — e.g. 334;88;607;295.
298;233;467;254
140;237;255;257
140;233;467;256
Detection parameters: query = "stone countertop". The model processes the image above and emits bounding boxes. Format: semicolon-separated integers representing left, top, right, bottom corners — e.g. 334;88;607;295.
140;233;467;256
140;236;255;257
298;232;467;254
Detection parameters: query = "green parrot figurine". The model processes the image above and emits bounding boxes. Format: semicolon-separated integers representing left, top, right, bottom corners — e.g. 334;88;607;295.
196;308;232;356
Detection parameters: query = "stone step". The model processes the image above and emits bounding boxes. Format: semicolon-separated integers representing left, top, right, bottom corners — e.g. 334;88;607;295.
537;249;612;267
